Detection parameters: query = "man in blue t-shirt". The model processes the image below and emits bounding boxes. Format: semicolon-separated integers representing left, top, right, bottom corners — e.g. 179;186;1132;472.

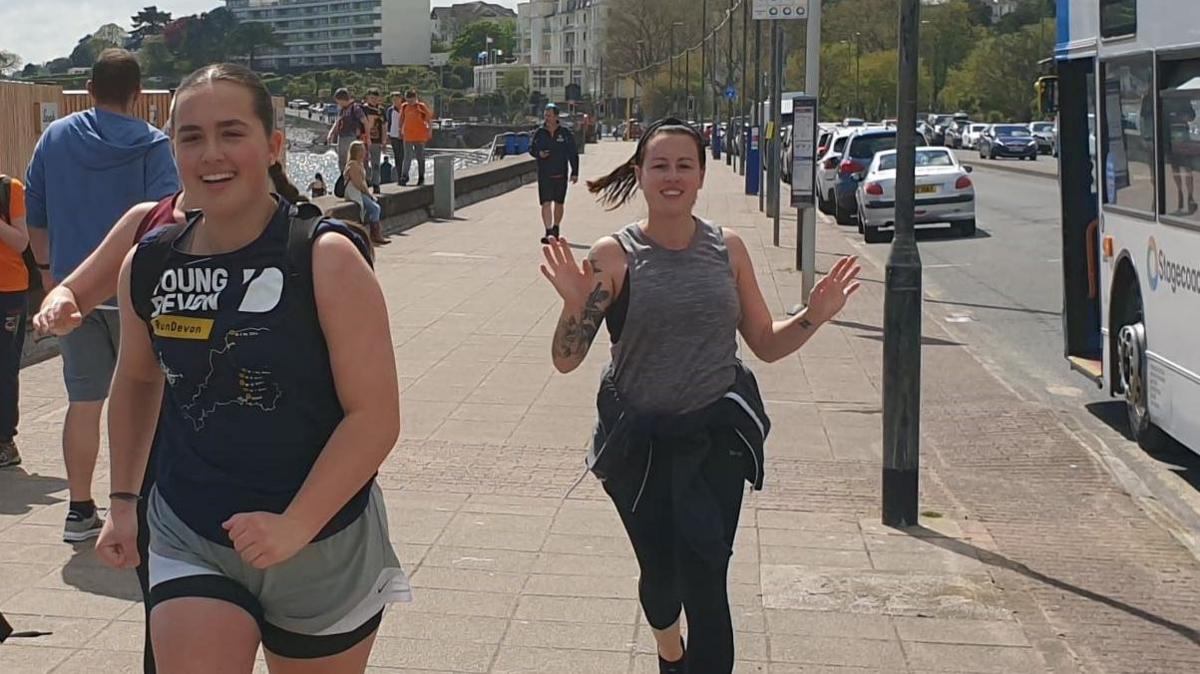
24;48;179;543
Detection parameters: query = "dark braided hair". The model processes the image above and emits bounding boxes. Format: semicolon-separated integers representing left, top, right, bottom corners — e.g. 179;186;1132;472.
587;117;706;210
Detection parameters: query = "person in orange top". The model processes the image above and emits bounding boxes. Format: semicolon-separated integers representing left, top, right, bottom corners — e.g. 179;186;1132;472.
398;89;433;186
0;175;30;468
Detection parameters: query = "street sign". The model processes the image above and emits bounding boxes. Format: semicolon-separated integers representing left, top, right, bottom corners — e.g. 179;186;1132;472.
753;0;810;21
725;85;736;101
790;95;817;206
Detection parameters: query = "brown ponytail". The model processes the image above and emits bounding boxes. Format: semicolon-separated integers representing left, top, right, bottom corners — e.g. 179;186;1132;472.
587;117;706;210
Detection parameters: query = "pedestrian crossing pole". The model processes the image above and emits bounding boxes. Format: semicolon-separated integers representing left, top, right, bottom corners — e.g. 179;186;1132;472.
882;0;923;528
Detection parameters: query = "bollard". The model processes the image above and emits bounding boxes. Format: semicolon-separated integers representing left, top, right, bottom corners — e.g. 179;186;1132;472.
433;155;455;219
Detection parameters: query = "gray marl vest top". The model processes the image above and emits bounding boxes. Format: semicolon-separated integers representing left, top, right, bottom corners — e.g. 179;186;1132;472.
609;218;741;415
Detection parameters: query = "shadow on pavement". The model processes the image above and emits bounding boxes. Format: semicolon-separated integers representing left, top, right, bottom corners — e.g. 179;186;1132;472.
60;544;143;602
924;298;1061;318
901;524;1200;647
831;318;965;347
1085;401;1200;492
0;470;67;516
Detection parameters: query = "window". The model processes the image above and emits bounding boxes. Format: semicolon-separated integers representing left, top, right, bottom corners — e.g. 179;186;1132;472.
1102;55;1155;212
1160;57;1200;221
1100;0;1137;38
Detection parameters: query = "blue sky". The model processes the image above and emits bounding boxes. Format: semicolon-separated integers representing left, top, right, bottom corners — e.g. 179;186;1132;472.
0;1;520;67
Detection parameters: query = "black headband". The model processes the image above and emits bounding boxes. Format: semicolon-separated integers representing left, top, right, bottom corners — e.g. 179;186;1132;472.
633;117;705;162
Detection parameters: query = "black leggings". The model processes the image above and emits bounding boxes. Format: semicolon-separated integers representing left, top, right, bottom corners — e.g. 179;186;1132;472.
609;439;746;674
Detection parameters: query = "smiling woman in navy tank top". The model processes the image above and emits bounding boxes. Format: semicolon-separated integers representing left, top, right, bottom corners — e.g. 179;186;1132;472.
93;64;406;674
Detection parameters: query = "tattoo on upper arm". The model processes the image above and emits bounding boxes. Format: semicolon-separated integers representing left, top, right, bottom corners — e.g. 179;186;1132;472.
553;282;610;360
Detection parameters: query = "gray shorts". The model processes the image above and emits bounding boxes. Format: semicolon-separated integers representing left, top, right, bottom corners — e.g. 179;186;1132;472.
57;308;120;402
147;483;411;658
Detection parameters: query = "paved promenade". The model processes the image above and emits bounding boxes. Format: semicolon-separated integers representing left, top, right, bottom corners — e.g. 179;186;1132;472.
2;140;1198;673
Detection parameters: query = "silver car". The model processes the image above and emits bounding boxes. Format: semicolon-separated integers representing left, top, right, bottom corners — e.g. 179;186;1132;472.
855;147;977;243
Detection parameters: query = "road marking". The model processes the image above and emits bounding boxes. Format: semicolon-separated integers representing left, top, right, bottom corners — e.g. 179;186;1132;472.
945;313;975;323
1047;385;1084;398
925;263;972;269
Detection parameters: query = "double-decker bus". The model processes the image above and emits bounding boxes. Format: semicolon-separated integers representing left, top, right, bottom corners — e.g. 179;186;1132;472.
1054;0;1200;454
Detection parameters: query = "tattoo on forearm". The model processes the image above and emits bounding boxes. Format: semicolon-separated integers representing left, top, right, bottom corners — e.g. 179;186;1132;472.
799;319;814;330
553;282;610;360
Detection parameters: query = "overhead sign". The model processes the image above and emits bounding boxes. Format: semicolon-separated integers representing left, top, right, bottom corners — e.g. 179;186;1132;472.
753;0;810;21
790;95;817;206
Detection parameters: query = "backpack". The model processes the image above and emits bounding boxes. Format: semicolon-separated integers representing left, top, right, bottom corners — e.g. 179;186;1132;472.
0;174;42;295
129;202;371;331
380;156;393;184
334;173;347;198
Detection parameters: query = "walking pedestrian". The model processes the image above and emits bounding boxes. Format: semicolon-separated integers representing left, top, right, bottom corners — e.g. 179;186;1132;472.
35;154;313;674
362;89;385;195
24;48;179;543
0;175;30;469
94;63;407;674
326;88;368;178
530;103;579;244
344;140;389;246
539;118;861;674
385;92;404;186
398;89;432;186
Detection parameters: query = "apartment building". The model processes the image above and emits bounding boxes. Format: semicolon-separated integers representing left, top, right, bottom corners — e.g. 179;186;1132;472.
225;0;431;71
475;0;606;102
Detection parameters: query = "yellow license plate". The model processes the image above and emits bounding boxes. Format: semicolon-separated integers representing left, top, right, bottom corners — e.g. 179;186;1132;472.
915;185;937;194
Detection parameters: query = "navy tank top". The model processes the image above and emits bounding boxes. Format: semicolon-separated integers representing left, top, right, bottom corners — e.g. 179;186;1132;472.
136;198;371;546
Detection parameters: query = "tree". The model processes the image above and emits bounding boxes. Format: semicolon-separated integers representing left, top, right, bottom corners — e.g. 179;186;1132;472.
231;21;283;71
450;21;517;62
920;0;977;111
942;19;1049;120
21;62;41;79
138;36;176;79
47;58;74;74
128;5;173;50
0;51;21;75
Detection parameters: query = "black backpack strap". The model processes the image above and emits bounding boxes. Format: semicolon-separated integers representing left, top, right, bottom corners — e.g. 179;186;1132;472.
285;202;324;324
130;212;194;325
0;175;10;222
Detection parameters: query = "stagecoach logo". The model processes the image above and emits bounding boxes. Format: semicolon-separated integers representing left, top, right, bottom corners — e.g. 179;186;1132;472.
1147;237;1200;295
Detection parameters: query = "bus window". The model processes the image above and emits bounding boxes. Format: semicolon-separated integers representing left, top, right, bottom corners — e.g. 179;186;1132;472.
1160;57;1200;222
1102;56;1156;213
1100;0;1137;38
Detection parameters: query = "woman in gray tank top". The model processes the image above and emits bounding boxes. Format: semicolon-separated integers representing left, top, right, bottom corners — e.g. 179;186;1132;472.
540;118;861;674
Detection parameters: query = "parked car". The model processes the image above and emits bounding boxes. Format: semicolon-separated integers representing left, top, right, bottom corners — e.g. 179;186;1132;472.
961;123;989;150
855;147;976;243
925;114;956;145
1029;121;1057;155
288;99;308;109
880;118;898;129
833;128;901;226
816;127;857;215
842;117;867;128
944;120;974;149
978;124;1039;160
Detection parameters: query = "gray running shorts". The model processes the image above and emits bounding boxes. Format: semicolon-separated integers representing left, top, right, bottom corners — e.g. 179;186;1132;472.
57;308;120;402
147;483;411;659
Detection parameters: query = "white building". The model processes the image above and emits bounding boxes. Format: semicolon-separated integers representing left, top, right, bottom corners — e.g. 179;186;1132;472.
507;0;606;103
224;0;431;71
431;1;516;46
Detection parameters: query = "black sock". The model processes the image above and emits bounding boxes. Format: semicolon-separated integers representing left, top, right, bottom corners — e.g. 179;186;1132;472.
69;500;95;518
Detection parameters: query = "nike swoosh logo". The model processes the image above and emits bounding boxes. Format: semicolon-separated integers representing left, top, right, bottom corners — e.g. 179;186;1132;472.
377;580;389;593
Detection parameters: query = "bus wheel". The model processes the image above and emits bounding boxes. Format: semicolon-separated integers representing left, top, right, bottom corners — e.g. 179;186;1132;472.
1116;314;1169;451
